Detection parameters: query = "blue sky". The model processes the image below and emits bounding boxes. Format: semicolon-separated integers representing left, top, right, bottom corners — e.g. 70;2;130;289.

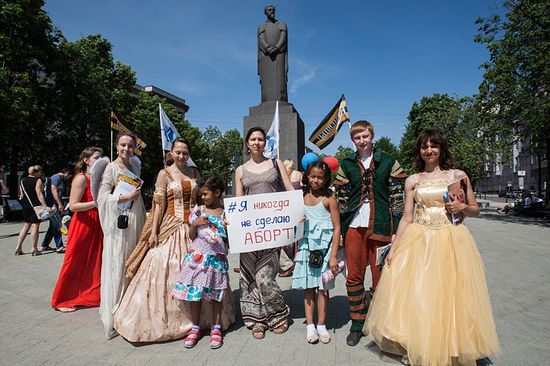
44;0;504;156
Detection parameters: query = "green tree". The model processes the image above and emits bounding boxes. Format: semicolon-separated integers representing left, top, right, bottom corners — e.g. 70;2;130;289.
374;136;399;158
475;0;550;198
1;0;62;192
53;34;136;168
335;145;354;163
129;93;202;193
399;94;497;183
204;128;243;190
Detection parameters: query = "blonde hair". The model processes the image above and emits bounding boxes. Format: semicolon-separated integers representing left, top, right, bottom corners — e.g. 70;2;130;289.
349;120;375;138
283;159;294;175
27;165;43;175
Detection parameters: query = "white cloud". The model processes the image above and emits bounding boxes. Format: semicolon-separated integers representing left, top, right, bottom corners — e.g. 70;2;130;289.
289;66;317;96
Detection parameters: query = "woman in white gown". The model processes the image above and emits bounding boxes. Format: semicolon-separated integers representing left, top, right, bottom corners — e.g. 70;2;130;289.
97;133;146;338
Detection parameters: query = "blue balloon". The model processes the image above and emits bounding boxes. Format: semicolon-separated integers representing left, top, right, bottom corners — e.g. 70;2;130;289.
301;152;318;170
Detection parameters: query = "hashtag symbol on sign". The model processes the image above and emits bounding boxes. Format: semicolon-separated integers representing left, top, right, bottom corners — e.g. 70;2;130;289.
228;201;237;213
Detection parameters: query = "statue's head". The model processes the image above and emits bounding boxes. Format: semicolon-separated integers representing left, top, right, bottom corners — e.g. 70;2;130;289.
264;4;276;19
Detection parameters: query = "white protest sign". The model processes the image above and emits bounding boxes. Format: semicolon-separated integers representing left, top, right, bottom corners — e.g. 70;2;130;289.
224;190;304;254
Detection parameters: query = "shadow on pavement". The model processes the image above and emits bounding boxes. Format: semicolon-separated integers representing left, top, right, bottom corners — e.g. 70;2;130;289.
480;210;550;228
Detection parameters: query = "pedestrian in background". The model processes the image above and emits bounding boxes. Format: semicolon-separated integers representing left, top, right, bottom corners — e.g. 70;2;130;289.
41;167;72;253
15;165;48;256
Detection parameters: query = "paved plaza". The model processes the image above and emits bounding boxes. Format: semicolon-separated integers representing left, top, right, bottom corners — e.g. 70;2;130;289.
0;208;549;366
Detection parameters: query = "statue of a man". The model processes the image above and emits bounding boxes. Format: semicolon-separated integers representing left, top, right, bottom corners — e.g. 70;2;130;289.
258;4;288;103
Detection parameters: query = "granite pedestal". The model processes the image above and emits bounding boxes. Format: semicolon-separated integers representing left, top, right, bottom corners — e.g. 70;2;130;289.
243;101;305;168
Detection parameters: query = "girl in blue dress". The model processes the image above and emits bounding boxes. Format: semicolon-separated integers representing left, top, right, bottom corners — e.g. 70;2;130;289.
292;161;341;344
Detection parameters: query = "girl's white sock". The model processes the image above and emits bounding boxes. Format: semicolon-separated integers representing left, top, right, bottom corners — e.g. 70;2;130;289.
306;323;317;337
316;324;329;336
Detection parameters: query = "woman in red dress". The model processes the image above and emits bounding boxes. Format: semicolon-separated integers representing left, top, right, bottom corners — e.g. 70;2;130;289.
51;147;104;312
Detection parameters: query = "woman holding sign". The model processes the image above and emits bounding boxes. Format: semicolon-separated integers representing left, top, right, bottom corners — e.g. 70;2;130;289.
364;130;500;365
97;133;146;339
234;127;294;339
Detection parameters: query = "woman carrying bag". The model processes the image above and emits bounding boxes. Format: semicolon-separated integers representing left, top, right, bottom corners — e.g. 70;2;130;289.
15;165;49;256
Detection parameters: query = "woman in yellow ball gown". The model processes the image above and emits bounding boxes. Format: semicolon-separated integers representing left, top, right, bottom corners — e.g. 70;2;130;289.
363;129;500;366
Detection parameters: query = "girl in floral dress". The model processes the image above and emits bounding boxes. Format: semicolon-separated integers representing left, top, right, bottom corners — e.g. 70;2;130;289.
172;176;230;349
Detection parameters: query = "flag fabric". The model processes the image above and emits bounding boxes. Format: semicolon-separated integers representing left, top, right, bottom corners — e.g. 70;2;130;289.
263;101;280;159
187;157;197;167
308;95;350;150
159;103;181;151
110;111;147;156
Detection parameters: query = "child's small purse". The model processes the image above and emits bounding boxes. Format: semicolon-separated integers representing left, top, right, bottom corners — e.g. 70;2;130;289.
307;237;326;269
309;250;325;268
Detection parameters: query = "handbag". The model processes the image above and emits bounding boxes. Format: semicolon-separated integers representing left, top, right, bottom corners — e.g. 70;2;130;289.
307;237;326;269
309;249;325;269
20;179;53;221
271;159;286;192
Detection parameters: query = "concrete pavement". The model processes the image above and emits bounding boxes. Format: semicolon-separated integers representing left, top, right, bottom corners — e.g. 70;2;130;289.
0;212;548;366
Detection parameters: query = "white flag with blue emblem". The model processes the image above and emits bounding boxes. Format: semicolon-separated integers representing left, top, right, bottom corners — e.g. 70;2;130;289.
263;101;279;159
160;103;181;151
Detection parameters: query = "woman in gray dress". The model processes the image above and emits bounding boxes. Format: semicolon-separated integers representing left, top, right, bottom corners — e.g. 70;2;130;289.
234;127;294;339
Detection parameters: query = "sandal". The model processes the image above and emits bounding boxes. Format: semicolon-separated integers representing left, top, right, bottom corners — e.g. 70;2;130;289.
252;323;266;340
273;322;289;335
210;325;223;349
318;332;331;344
57;307;76;313
183;325;201;348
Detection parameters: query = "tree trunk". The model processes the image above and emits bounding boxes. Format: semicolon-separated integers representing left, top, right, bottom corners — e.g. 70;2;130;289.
546;138;550;209
8;142;20;199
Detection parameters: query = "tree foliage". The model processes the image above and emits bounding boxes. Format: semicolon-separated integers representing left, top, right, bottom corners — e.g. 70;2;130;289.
52;35;137;167
199;127;243;188
335;145;354;163
374;136;399;158
0;1;244;201
399;94;500;183
1;0;62;189
475;0;550;197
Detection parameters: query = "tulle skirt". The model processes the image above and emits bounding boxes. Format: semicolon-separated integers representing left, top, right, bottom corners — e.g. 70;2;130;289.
364;223;500;366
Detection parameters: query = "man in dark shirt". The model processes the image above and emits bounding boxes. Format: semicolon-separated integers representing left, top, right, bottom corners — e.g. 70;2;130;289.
41;168;71;252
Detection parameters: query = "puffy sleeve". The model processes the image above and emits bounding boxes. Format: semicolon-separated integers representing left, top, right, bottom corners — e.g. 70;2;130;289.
189;205;200;225
97;164;118;234
152;170;168;214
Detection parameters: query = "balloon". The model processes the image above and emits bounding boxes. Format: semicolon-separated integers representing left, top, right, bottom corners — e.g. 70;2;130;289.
323;156;339;173
301;152;318;170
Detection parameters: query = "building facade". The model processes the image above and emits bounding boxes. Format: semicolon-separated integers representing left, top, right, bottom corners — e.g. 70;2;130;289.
478;138;548;196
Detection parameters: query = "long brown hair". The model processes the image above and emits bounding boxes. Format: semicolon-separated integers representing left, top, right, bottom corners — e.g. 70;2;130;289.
413;129;453;172
75;147;103;173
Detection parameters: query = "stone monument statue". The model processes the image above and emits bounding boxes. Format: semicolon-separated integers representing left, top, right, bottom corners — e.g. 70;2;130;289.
244;4;304;167
258;4;288;102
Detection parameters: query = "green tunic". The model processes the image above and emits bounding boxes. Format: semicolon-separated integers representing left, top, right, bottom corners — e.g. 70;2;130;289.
334;148;406;241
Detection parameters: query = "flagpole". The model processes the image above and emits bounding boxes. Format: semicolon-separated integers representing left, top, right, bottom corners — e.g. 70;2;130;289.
276;101;280;160
159;103;165;159
342;94;356;152
110;127;113;161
